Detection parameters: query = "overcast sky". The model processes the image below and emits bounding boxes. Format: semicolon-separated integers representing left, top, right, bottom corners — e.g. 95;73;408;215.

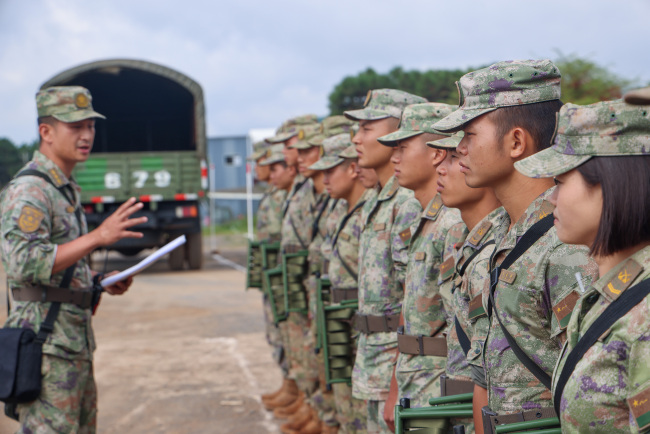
1;0;648;145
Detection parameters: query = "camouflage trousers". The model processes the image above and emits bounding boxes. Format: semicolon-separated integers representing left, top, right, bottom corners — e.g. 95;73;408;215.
332;382;367;433
311;349;338;427
395;355;446;407
278;321;290;376
367;399;391;434
263;294;286;374
286;312;318;395
17;354;96;434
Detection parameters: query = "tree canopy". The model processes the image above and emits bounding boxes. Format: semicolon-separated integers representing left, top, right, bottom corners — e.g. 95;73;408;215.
328;54;634;115
0;138;38;187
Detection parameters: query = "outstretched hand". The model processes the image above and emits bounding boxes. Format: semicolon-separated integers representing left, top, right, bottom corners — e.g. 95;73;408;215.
94;197;148;246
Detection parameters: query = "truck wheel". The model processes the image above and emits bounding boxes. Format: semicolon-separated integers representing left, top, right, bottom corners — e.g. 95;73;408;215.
169;243;185;270
186;232;203;270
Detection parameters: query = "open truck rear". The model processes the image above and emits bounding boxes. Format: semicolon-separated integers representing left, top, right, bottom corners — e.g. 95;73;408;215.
41;59;208;269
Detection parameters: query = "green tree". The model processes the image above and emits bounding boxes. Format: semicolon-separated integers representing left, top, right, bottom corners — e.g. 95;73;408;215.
555;53;633;105
0;138;38;188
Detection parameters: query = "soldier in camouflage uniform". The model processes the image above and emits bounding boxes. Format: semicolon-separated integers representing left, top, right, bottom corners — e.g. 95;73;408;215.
375;103;464;432
515;99;650;433
262;115;319;413
434;60;598;433
429;133;504;433
344;89;426;433
0;86;147;433
310;137;370;433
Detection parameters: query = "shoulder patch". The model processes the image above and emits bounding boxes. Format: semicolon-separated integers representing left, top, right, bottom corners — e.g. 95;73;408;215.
628;387;650;430
604;258;643;300
48;168;65;187
468;220;492;246
499;269;517;285
553;291;580;329
399;228;411;244
426;195;443;220
18;205;45;233
440;256;455;281
468;294;486;320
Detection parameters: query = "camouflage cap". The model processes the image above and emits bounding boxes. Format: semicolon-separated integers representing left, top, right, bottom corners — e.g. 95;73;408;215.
624;86;650;106
378;103;455;146
515;100;650;178
266;114;319;143
308;134;353;171
36;86;105;122
289;123;323;149
426;131;464;149
434;59;562;132
247;140;270;161
344;88;427;121
339;144;359;159
308;115;356;146
259;144;286;166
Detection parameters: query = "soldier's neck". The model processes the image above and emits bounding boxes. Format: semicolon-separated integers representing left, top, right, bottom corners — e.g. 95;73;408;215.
311;172;325;194
374;162;394;189
493;172;553;231
412;173;439;209
40;146;74;178
344;181;366;213
459;193;501;232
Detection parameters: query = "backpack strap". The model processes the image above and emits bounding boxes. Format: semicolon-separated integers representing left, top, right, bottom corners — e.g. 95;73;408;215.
553;278;650;415
487;214;555;389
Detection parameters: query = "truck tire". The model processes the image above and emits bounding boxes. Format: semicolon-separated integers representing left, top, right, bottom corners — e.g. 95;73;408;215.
186;232;203;270
169;243;185;270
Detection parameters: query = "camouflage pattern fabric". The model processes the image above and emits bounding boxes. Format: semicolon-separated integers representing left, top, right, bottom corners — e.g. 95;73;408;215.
482;189;598;415
308;115;356;147
344;89;427;121
377;102;454;144
433;59;562;132
352;175;420;401
332;382;368;434
515;99;650;178
448;207;506;381
553;246;650;433
15;355;97;433
1;151;94;361
256;186;286;242
394;195;464;407
248;140;270;161
266;114;319;144
366;399;390;434
36;86;105;122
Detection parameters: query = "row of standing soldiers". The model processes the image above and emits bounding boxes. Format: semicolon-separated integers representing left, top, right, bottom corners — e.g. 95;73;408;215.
246;59;650;434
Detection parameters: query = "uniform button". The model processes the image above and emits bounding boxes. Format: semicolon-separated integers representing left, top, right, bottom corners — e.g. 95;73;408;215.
474;349;480;354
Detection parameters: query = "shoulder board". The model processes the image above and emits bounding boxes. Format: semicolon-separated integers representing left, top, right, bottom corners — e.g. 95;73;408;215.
399;228;411;245
387;181;399;197
532;200;555;222
440;256;455;281
603;258;643;301
628;387;650;430
468;220;493;247
468;294;486;320
426;195;443;220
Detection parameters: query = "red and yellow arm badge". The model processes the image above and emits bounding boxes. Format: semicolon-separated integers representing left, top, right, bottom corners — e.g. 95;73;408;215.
628;387;650;430
17;205;45;233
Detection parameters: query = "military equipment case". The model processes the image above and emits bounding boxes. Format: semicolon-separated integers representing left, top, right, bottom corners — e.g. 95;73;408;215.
41;59;208;270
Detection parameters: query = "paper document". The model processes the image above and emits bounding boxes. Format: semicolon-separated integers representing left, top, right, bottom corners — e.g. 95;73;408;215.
100;235;187;288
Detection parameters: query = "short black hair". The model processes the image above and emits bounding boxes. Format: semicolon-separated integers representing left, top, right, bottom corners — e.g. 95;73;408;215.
488;100;564;152
578;156;650;256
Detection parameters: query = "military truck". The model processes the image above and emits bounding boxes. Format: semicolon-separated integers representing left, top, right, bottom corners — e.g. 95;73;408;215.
41;59;208;270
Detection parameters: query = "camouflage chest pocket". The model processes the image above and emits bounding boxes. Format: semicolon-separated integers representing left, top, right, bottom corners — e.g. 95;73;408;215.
52;207;83;242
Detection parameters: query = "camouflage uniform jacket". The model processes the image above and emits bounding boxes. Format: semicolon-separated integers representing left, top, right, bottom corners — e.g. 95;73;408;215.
280;175;315;252
326;190;372;291
446;207;506;381
1;151;95;361
256;186;286;242
352;175;420;400
395;194;464;400
553;246;650;433
482;188;598;414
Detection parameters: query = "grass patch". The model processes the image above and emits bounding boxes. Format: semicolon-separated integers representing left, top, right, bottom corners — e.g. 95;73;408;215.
202;217;255;235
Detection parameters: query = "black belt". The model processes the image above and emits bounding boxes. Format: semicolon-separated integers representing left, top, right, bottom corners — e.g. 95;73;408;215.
331;288;358;303
12;285;94;309
354;313;400;333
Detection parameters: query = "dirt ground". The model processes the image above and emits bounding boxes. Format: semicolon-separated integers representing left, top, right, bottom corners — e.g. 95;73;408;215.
0;239;284;433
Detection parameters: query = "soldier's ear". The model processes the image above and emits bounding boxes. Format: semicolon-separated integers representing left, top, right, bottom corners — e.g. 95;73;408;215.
348;161;359;178
430;148;446;167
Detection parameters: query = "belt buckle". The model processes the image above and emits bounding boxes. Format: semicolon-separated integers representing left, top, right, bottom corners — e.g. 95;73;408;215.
418;335;425;356
381;315;390;332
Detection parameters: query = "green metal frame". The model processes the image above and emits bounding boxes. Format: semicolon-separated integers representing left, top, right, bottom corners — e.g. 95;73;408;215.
260;241;281;269
315;277;331;351
263;267;287;324
494;418;560;434
282;250;309;314
246;240;262;289
322;300;358;386
395;394;473;434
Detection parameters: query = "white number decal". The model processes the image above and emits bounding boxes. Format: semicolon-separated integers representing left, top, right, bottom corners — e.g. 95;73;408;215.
105;172;121;189
154;170;171;187
132;170;148;188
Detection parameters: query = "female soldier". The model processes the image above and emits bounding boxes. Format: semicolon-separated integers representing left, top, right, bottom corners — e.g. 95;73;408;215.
515;98;650;433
